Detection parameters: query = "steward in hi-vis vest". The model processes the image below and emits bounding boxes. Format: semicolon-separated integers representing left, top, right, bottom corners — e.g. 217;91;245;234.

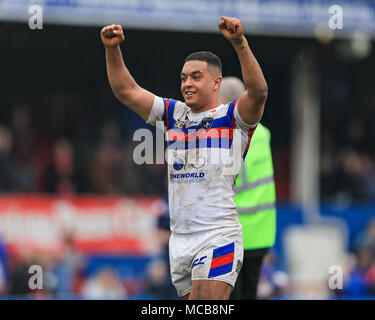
220;76;276;300
235;123;276;251
231;122;276;300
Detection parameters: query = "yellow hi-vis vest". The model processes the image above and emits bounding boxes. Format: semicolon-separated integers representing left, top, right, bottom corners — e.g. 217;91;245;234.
235;123;276;250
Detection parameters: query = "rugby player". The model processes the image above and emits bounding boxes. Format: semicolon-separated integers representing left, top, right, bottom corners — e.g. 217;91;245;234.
101;16;268;300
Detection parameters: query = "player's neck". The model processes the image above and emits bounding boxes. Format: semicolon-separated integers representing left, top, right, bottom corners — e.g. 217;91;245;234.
190;98;221;114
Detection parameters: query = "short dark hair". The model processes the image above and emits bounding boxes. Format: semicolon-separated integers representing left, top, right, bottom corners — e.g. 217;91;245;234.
184;51;222;75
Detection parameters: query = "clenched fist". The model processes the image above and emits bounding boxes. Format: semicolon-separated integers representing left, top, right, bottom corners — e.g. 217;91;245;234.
218;16;244;45
101;24;125;48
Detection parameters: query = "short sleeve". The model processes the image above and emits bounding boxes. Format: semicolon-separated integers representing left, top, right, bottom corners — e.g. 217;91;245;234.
228;99;259;161
146;95;165;126
233;103;258;132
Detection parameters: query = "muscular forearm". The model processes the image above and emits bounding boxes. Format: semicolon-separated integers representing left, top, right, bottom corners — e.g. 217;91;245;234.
101;25;154;120
232;36;268;105
105;46;138;101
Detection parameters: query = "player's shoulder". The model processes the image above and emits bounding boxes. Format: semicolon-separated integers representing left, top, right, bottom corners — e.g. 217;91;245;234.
164;99;190;123
160;98;189;118
162;98;186;109
172;100;190;113
198;102;230;119
226;99;240;116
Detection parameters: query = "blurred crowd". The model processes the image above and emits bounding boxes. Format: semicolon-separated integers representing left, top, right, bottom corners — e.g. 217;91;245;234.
0;73;374;300
2;219;375;300
0;213;177;300
320;76;375;203
0;89;175;299
0;244;176;300
326;218;375;299
0;89;166;196
255;218;375;300
1;87;375;203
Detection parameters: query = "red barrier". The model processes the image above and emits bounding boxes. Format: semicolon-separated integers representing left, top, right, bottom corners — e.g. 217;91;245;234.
0;195;166;255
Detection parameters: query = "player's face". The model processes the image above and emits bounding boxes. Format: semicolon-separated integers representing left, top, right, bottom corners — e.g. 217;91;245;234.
181;61;220;110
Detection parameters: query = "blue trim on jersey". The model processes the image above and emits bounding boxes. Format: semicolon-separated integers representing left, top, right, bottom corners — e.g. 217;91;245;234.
242;149;249;160
208;263;233;278
167;137;233;150
208;243;235;278
163;99;177;130
212;242;234;259
242;126;257;160
226;100;237;120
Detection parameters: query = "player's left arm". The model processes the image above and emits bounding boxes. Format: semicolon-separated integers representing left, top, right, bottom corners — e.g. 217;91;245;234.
219;16;268;125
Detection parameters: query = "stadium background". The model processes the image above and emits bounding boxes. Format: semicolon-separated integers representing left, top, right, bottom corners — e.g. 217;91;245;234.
0;0;375;299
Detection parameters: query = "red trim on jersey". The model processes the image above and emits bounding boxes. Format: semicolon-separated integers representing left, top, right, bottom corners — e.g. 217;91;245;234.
232;99;239;129
167;127;234;142
210;252;234;269
165;100;170;129
244;125;258;154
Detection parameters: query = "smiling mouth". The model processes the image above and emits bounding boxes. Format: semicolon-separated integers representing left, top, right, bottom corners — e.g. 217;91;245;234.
185;91;196;97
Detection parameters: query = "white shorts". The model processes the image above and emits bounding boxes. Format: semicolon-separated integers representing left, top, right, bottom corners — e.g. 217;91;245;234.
169;226;244;297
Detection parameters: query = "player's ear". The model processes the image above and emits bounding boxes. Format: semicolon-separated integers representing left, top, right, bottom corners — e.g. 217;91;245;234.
214;76;222;91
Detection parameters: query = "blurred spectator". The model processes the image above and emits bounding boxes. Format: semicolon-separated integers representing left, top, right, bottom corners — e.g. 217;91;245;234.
339;149;375;200
344;248;373;297
141;202;177;299
33;252;58;299
7;249;36;297
87;142;122;194
156;202;171;263
320;147;375;202
53;234;85;299
116;137;145;195
10;106;37;192
364;260;375;295
87;121;122;194
327;219;375;299
140;164;167;195
100;120;121;146
0;261;5;295
0;125;13;191
45;138;76;194
257;250;289;299
143;259;177;300
354;218;375;254
81;267;128;300
11;106;36;162
0;236;7;294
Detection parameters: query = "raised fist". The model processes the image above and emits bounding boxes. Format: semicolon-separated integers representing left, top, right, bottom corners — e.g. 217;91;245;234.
218;16;244;44
101;24;125;48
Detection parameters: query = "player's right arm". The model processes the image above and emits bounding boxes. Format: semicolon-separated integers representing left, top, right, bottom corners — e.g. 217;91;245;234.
101;24;154;121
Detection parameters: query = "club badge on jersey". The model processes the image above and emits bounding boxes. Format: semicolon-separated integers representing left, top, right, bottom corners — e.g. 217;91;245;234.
199;117;214;129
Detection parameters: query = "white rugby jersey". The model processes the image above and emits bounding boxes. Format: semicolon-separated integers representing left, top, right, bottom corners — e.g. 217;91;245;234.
147;96;257;234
